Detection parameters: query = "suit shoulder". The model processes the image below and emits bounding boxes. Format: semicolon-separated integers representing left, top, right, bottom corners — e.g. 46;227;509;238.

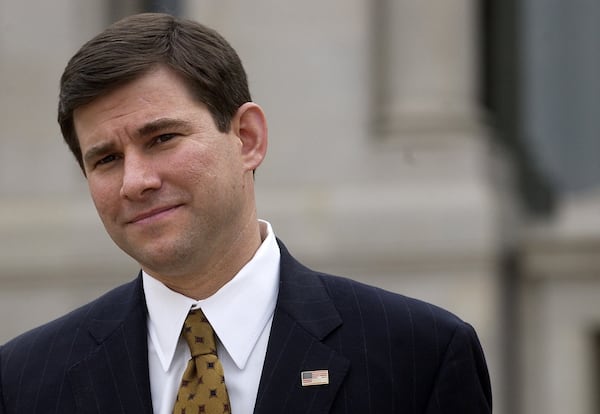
1;277;140;354
277;240;466;332
317;272;470;335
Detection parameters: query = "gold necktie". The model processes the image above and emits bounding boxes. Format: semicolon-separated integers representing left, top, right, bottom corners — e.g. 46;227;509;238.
173;309;231;414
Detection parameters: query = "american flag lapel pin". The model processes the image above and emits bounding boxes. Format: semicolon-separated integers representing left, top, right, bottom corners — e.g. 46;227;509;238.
301;369;329;386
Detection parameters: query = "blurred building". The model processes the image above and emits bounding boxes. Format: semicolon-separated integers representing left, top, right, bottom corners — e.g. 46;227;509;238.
1;1;598;413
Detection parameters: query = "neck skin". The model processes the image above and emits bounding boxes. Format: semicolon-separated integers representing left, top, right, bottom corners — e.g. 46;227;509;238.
145;215;265;300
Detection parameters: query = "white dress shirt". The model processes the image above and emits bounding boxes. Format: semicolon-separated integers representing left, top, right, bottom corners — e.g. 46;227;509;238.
143;220;280;414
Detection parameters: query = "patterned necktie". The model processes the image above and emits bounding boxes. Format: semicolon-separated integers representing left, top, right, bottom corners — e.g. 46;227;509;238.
173;309;231;414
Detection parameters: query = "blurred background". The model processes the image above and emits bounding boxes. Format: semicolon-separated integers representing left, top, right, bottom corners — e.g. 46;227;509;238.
1;0;599;413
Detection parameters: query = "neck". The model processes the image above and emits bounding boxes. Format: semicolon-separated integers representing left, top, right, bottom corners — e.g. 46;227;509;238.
148;216;264;300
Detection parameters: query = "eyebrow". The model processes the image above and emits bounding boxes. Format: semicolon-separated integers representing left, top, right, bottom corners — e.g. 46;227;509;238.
83;141;117;166
82;118;192;166
135;118;192;138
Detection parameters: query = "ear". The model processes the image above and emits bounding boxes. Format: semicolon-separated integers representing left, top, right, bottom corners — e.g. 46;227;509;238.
231;102;268;172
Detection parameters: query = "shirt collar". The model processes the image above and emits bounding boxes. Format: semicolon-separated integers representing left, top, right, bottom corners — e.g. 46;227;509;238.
143;220;280;372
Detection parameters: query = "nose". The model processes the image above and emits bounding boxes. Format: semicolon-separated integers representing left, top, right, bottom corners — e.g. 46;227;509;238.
119;153;161;200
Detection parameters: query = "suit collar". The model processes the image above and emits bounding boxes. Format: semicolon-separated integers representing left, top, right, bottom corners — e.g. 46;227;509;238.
68;275;153;413
83;275;146;343
254;240;349;413
274;241;343;340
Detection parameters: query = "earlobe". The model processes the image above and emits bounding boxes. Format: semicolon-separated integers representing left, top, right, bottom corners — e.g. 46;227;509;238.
234;102;268;172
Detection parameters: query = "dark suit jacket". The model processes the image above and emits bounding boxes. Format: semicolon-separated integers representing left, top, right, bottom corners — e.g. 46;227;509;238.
0;241;491;413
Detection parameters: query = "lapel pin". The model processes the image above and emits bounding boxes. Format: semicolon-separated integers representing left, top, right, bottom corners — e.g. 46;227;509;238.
301;369;329;386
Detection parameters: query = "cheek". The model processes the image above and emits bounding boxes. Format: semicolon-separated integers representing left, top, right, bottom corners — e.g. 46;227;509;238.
177;155;238;204
176;148;221;181
88;179;119;218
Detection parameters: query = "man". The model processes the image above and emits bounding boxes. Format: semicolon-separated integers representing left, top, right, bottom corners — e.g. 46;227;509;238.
0;13;491;414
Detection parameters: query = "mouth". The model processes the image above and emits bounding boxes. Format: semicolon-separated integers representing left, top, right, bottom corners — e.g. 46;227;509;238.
127;204;183;225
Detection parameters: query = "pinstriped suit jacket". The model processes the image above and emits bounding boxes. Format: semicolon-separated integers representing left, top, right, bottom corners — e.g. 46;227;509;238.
0;241;492;413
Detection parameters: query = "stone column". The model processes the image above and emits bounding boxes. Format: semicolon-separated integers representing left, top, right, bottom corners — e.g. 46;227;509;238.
372;1;507;412
374;0;481;140
521;195;600;414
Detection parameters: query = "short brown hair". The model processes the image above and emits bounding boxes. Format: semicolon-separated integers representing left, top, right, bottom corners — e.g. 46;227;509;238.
58;13;251;170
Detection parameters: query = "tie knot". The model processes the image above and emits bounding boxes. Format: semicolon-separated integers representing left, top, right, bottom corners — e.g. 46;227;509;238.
181;309;217;357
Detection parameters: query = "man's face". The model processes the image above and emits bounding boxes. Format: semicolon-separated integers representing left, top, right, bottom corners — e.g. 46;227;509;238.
74;66;260;281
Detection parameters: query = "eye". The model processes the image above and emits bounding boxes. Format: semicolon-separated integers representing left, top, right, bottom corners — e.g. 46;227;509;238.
154;133;177;144
96;154;119;166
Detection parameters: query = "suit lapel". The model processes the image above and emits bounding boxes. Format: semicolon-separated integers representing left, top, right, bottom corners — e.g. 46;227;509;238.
68;276;153;414
254;241;350;414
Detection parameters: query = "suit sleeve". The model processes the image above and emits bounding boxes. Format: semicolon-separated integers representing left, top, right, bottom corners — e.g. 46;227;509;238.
425;323;492;414
0;347;6;414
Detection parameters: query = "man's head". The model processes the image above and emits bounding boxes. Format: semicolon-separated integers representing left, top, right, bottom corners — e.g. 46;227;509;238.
58;13;251;171
62;13;268;298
